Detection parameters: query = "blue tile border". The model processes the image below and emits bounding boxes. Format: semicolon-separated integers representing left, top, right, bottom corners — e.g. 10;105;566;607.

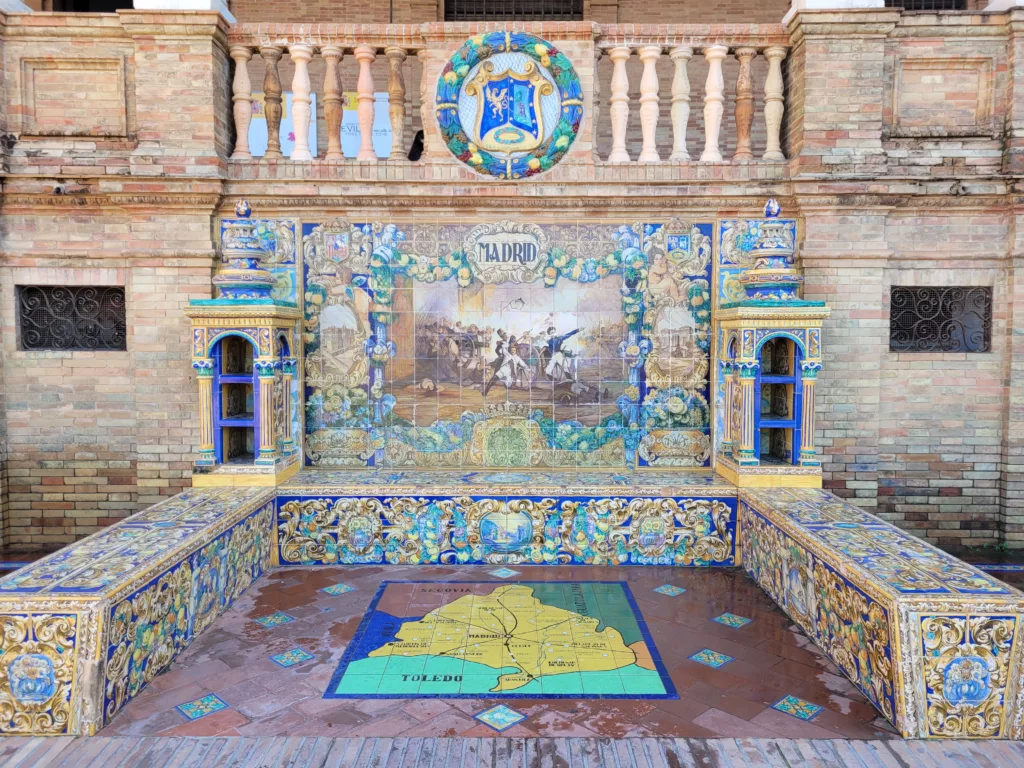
322;580;680;701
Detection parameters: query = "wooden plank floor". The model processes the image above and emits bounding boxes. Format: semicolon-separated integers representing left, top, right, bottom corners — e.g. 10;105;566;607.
1;737;1023;767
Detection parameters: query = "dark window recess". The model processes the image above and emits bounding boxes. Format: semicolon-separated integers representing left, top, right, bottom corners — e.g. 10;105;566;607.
884;0;965;9
445;0;583;20
889;286;991;353
47;0;133;11
17;286;127;351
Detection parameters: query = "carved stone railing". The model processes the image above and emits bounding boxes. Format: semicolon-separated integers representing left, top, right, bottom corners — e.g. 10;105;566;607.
222;22;790;176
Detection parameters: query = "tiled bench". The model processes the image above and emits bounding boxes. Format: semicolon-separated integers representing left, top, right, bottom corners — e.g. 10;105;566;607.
0;487;275;736
740;488;1024;739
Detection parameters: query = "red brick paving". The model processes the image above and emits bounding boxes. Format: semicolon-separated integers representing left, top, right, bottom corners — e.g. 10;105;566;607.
103;565;901;739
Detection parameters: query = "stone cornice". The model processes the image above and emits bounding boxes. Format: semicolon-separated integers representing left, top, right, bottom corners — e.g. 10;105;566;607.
117;10;229;48
0;193;223;211
786;9;901;44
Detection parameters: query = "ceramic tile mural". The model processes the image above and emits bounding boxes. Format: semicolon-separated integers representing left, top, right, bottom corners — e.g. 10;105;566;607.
740;490;1024;739
301;219;714;469
276;494;737;567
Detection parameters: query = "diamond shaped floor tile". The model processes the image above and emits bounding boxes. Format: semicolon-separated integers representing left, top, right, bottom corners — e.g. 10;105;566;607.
488;568;520;578
772;694;823;720
270;647;315;668
712;612;752;628
474;703;526;732
321;583;356;595
253;611;295;628
175;694;228;721
688;648;734;668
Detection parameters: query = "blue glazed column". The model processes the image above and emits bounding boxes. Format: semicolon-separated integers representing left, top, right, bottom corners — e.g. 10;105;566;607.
721;361;735;456
281;358;297;453
800;361;821;466
255;359;278;463
735;362;759;465
193;359;216;465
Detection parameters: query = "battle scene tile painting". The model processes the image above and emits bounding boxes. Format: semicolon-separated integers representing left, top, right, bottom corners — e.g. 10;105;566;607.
301;219;715;469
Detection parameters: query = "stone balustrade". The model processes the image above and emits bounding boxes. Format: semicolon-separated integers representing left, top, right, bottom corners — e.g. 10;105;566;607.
593;27;789;166
223;23;789;172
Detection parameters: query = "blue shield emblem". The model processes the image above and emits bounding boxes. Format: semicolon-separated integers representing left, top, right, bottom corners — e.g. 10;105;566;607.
467;61;553;154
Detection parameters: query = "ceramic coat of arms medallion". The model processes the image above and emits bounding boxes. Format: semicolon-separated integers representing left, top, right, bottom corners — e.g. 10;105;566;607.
436;32;583;179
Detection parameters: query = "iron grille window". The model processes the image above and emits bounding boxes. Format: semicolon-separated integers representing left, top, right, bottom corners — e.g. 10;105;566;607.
884;0;965;9
889;286;991;353
445;0;583;20
17;286;127;351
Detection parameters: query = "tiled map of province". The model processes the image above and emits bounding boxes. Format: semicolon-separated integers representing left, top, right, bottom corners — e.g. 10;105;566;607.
326;582;677;699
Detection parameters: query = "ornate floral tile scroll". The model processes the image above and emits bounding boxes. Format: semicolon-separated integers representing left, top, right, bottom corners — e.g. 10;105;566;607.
301;219;713;470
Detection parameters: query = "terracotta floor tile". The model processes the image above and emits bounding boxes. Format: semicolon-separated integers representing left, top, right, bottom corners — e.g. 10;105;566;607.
103;564;895;741
692;707;783;738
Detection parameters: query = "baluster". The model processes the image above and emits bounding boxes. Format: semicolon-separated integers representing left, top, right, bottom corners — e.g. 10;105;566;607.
763;46;787;162
260;46;284;159
354;45;377;163
668;46;692;162
289;44;314;161
418;48;446;160
592;49;602;162
386;47;407;160
229;45;253;160
638;45;661;163
733;48;756;163
322;45;344;161
607;46;631;163
700;45;728;163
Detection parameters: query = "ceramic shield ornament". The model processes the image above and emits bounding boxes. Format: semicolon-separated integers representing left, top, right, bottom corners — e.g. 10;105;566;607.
436;32;584;179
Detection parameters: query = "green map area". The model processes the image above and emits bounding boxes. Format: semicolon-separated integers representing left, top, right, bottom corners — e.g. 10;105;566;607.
328;581;675;698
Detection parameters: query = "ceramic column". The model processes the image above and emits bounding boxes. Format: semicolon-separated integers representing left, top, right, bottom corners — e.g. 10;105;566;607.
194;360;216;464
638;45;661;163
701;45;728;162
289;44;314;161
260;46;284;159
229;45;253;160
721;362;734;455
668;46;692;162
355;45;377;162
736;363;758;464
386;47;407;160
607;46;631;163
256;360;278;462
800;362;821;466
322;45;344;161
763;46;786;162
282;358;297;452
733;48;756;162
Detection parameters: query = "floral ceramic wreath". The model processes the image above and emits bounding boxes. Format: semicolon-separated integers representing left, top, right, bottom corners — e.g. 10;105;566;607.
435;32;583;180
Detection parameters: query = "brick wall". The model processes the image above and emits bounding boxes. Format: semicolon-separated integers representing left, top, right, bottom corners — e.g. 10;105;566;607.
0;8;1022;552
0;218;216;549
228;0;789;24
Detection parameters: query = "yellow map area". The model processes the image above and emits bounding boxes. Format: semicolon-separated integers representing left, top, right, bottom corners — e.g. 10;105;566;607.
368;584;638;691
